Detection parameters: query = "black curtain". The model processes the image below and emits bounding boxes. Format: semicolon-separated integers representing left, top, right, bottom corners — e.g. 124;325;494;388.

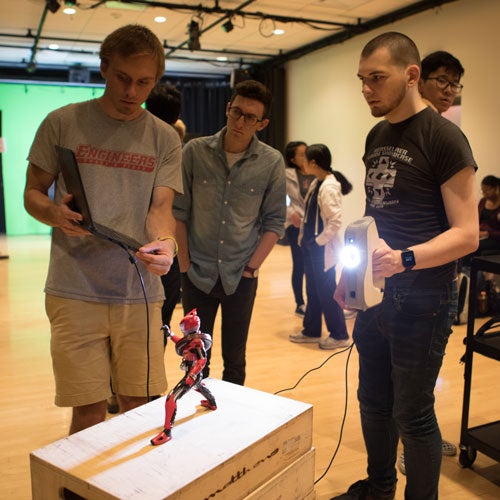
250;65;286;154
163;65;286;152
178;80;232;140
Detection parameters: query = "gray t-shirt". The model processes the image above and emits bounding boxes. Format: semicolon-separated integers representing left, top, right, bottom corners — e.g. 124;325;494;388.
28;99;183;303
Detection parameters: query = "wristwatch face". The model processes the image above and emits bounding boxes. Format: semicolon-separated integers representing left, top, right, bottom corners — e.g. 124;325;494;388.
401;249;416;269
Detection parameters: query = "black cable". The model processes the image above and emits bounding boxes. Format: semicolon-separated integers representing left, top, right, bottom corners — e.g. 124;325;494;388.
119;244;151;402
273;343;354;484
314;344;354;484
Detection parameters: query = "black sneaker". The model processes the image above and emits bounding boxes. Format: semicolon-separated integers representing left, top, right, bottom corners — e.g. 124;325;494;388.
331;479;396;500
295;304;306;317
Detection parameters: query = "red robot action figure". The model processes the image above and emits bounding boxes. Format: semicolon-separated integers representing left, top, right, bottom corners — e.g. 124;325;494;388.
151;309;217;445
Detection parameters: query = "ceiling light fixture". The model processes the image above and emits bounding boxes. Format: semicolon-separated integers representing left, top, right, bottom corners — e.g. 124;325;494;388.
222;19;234;33
63;7;76;14
154;16;167;23
105;1;146;11
45;0;61;13
258;17;276;38
187;20;201;51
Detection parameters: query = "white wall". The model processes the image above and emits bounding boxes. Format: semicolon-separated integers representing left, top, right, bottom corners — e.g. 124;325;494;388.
286;0;500;227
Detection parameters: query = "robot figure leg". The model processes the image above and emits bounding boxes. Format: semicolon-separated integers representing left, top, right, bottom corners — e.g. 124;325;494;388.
150;392;178;445
150;378;195;445
196;381;217;410
151;428;172;445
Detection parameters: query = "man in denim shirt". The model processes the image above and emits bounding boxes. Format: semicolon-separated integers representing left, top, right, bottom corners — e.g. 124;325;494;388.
173;80;286;385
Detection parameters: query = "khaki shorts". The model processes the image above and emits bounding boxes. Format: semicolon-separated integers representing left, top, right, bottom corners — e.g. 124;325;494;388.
46;295;167;407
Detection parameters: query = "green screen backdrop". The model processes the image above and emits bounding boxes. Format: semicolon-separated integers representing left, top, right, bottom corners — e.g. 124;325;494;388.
0;82;104;235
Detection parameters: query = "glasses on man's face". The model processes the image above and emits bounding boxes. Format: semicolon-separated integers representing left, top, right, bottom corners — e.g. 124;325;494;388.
426;76;464;95
227;106;264;126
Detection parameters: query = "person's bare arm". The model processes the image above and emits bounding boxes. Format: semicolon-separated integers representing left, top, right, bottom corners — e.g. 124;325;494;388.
135;186;177;276
175;220;190;273
371;166;479;279
24;163;89;236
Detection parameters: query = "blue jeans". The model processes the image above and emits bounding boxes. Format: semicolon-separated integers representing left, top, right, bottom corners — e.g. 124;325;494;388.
181;274;258;385
302;242;348;339
286;225;306;307
353;281;457;500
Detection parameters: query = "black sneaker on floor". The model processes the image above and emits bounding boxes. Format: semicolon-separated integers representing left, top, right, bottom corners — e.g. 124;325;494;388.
330;479;396;500
295;304;306;317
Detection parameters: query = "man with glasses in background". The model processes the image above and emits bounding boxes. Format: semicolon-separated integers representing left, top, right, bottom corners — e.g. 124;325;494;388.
173;80;286;386
419;50;464;114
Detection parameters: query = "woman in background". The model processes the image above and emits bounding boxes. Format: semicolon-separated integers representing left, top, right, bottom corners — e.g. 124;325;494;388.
284;141;315;317
477;175;500;255
289;143;352;349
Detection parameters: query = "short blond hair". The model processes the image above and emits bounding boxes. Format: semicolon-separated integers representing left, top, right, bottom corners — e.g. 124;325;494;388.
100;24;165;80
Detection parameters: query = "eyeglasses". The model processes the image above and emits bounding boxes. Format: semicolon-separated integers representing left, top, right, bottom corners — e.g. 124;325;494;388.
227;106;264;126
426;76;464;95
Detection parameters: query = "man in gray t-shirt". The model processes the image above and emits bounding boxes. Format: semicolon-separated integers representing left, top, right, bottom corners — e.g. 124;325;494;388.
24;25;182;435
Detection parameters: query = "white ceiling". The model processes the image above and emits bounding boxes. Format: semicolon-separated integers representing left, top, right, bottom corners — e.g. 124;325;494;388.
0;0;454;78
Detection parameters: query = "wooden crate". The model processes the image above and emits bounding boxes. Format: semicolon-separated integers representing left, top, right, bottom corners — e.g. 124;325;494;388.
246;448;316;500
31;379;313;499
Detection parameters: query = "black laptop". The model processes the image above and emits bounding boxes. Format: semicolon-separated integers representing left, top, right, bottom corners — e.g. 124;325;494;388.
55;145;144;252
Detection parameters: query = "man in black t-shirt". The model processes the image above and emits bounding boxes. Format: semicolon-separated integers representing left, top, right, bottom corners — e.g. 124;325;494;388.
332;32;478;500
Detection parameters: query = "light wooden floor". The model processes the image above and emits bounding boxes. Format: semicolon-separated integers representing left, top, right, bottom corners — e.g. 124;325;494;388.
1;235;499;499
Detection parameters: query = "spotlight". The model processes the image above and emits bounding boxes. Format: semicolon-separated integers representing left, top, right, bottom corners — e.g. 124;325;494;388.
222;19;234;33
340;216;384;311
46;0;61;13
340;244;361;269
187;20;201;51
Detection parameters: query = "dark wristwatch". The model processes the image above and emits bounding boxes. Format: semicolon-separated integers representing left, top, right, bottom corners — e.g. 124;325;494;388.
401;248;416;272
244;265;259;278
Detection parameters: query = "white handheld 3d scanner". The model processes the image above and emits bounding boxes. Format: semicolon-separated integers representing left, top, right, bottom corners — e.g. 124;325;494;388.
341;216;384;311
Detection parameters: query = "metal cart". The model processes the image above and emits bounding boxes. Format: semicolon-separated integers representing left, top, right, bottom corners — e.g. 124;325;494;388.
459;254;500;467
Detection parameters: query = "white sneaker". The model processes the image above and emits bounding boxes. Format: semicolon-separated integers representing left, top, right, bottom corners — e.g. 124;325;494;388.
319;337;351;350
289;332;319;343
441;439;457;456
344;309;356;319
398;450;406;475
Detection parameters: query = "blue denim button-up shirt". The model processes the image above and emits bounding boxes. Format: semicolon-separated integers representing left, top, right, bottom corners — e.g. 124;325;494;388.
173;127;286;295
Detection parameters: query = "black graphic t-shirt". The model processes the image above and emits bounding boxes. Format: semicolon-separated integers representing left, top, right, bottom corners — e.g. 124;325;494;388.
297;170;315;200
363;107;476;286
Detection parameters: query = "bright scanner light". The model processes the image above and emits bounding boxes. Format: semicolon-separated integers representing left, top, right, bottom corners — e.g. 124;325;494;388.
341;244;361;269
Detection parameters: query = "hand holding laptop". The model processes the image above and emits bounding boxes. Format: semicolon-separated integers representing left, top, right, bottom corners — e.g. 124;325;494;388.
56;193;92;237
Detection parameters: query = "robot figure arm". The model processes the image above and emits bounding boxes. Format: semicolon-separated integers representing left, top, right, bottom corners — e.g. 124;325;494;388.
161;324;181;344
185;344;207;385
186;357;207;386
